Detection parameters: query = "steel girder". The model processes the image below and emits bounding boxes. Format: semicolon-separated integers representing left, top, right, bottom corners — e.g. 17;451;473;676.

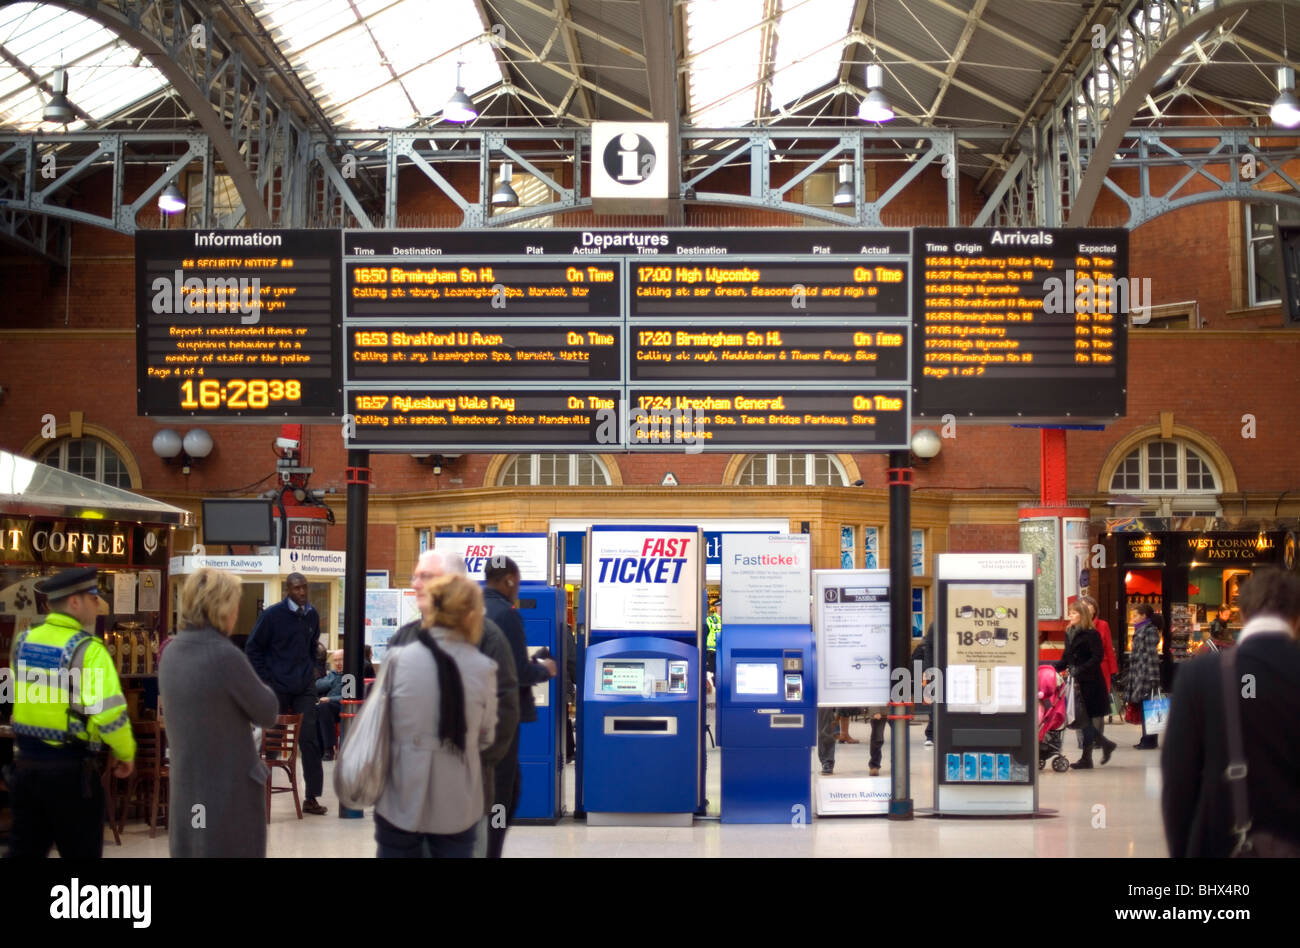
5;0;327;229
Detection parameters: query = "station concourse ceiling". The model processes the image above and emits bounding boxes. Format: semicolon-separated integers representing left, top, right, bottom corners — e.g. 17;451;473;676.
0;0;1298;193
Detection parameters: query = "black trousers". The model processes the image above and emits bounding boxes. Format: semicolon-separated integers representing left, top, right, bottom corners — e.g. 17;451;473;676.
487;729;520;859
277;691;323;799
317;701;342;752
5;757;104;859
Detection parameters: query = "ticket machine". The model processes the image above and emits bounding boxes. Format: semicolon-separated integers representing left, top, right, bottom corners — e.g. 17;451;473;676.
717;624;816;822
582;636;701;821
514;581;564;823
580;525;704;826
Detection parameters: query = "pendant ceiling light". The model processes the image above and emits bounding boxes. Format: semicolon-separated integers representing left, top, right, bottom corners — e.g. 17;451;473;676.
492;162;519;207
158;183;186;214
1274;8;1300;127
43;65;74;124
832;163;855;206
444;61;477;122
859;63;894;123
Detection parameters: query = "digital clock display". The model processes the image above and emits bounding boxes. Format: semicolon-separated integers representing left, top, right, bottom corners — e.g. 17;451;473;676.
136;229;342;419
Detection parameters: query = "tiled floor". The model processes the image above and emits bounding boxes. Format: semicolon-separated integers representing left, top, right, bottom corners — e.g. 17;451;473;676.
105;719;1171;858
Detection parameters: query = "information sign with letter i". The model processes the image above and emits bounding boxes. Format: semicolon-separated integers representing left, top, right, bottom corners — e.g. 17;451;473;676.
933;554;1038;815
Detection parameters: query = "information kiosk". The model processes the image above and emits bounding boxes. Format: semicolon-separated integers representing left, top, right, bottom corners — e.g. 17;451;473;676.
717;534;816;823
581;525;704;826
435;533;564;822
933;553;1038;815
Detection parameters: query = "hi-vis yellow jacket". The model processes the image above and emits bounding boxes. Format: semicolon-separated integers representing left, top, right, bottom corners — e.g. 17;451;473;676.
10;612;136;761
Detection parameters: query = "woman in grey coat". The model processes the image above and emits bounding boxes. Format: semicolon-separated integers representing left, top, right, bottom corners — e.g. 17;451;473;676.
159;567;280;857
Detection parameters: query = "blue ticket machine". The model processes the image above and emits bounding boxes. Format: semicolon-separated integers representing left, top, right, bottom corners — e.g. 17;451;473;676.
514;581;564;823
718;624;817;823
582;636;701;824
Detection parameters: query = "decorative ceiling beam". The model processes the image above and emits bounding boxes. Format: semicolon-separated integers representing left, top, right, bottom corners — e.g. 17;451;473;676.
923;0;988;123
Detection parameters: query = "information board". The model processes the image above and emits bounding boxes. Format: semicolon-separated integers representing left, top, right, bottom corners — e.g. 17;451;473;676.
720;533;811;625
912;227;1128;421
136;230;341;419
814;569;891;708
340;229;912;452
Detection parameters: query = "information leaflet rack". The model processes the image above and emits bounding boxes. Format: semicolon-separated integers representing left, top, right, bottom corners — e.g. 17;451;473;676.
933;554;1038;815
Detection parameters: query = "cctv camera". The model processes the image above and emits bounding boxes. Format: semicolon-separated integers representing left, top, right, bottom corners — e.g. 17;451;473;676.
275;437;301;452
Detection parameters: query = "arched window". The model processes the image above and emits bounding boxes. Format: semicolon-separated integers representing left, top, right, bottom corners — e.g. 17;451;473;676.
1108;439;1221;516
39;437;132;489
734;453;848;486
497;453;612;486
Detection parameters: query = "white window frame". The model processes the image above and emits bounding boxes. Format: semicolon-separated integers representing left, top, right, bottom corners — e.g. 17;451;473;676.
1246;202;1300;306
497;453;612;487
1108;439;1222;518
734;453;848;486
39;437;131;488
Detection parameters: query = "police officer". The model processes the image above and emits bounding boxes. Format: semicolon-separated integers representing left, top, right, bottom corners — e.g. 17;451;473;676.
705;601;722;679
6;568;135;858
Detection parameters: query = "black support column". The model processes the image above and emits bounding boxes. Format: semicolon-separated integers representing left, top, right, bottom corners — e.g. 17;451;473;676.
887;449;914;819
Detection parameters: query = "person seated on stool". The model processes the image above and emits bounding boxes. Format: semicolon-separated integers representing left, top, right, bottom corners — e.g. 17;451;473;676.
316;650;344;761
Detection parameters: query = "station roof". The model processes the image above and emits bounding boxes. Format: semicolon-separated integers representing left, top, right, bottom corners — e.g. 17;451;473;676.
0;1;1294;183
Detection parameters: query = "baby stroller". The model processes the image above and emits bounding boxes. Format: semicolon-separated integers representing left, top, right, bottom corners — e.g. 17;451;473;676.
1037;664;1070;773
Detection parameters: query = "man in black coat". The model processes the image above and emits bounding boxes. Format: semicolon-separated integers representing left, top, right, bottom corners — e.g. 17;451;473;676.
484;556;555;858
246;572;327;815
1162;567;1300;857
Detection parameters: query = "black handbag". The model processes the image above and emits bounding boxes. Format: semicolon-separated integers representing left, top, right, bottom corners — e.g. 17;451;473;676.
1221;649;1300;858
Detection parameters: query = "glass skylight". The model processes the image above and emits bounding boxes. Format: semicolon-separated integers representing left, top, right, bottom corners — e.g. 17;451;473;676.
684;0;766;127
767;0;854;113
249;0;501;128
0;3;169;131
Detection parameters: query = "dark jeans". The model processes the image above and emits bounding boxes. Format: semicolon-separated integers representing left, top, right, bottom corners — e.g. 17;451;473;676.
317;701;342;752
866;714;887;769
487;730;520;859
5;758;104;858
374;812;476;858
816;708;837;767
278;691;323;799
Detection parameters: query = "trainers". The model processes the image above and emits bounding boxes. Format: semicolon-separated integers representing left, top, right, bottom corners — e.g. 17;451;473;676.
924;739;934;747
303;799;328;815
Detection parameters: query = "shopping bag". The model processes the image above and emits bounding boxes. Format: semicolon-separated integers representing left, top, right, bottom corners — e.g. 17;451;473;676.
333;655;394;809
1065;680;1082;729
1143;693;1169;736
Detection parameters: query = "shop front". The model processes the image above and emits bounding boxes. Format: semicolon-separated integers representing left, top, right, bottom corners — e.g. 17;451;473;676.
1099;529;1292;687
0;449;193;728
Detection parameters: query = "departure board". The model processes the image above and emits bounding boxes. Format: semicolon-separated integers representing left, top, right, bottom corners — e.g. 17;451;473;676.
912;227;1129;421
136;230;341;419
342;229;913;452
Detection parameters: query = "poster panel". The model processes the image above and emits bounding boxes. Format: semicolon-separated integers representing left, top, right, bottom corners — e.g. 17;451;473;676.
1019;517;1061;619
943;582;1029;713
814;570;891;707
720;533;810;625
365;589;403;662
434;532;550;583
588;526;700;634
1062;518;1091;603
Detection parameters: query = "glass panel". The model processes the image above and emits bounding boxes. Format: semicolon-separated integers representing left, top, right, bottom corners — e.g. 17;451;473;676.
498;455;528;486
101;447;130;489
737;455;765;485
1146;441;1178;491
1254;236;1280;303
767;0;855;112
1111;451;1141;491
684;0;766;126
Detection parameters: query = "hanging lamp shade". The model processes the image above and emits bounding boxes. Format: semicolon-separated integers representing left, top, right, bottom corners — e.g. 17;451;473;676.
158;183;186;214
43;66;74;124
492;162;519;206
858;64;894;123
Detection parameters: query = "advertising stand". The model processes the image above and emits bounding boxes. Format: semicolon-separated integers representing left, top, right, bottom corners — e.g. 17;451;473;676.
435;533;564;823
580;525;704;826
813;569;892;815
933;554;1038;815
717;534;815;823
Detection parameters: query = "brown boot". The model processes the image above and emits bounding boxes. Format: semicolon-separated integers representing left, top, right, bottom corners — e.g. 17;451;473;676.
837;716;859;743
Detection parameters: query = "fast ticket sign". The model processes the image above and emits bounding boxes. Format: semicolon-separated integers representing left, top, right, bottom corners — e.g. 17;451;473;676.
434;533;550;582
720;533;811;625
588;525;701;635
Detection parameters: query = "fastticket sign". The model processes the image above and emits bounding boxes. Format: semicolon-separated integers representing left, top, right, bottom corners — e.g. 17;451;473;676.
587;526;701;634
433;533;550;582
720;534;811;625
136;230;342;419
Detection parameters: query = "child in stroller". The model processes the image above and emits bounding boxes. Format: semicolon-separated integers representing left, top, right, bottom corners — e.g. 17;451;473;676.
1038;664;1070;773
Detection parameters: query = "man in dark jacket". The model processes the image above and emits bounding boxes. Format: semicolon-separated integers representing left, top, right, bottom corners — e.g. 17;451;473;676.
1162;567;1300;857
484;556;555;858
389;549;520;857
246;572;327;815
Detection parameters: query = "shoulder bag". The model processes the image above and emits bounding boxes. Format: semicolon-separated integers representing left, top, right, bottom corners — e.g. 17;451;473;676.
1221;648;1300;858
333;651;394;809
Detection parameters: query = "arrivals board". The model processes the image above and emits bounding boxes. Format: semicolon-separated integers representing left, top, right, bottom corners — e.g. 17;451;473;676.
136;230;342;419
340;229;913;451
912;228;1129;421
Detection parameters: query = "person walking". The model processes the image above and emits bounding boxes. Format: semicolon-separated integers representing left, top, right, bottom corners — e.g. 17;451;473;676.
5;568;134;858
374;572;497;858
1055;600;1117;768
1126;602;1163;750
1162;567;1300;857
160;568;279;857
245;572;327;815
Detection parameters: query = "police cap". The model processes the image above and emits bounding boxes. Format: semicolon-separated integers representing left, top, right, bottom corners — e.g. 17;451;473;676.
36;567;101;600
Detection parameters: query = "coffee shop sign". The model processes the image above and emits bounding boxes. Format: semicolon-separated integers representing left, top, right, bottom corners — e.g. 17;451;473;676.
4;525;127;557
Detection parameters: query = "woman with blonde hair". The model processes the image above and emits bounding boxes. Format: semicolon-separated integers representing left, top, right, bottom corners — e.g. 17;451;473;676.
159;567;279;857
374;572;497;858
